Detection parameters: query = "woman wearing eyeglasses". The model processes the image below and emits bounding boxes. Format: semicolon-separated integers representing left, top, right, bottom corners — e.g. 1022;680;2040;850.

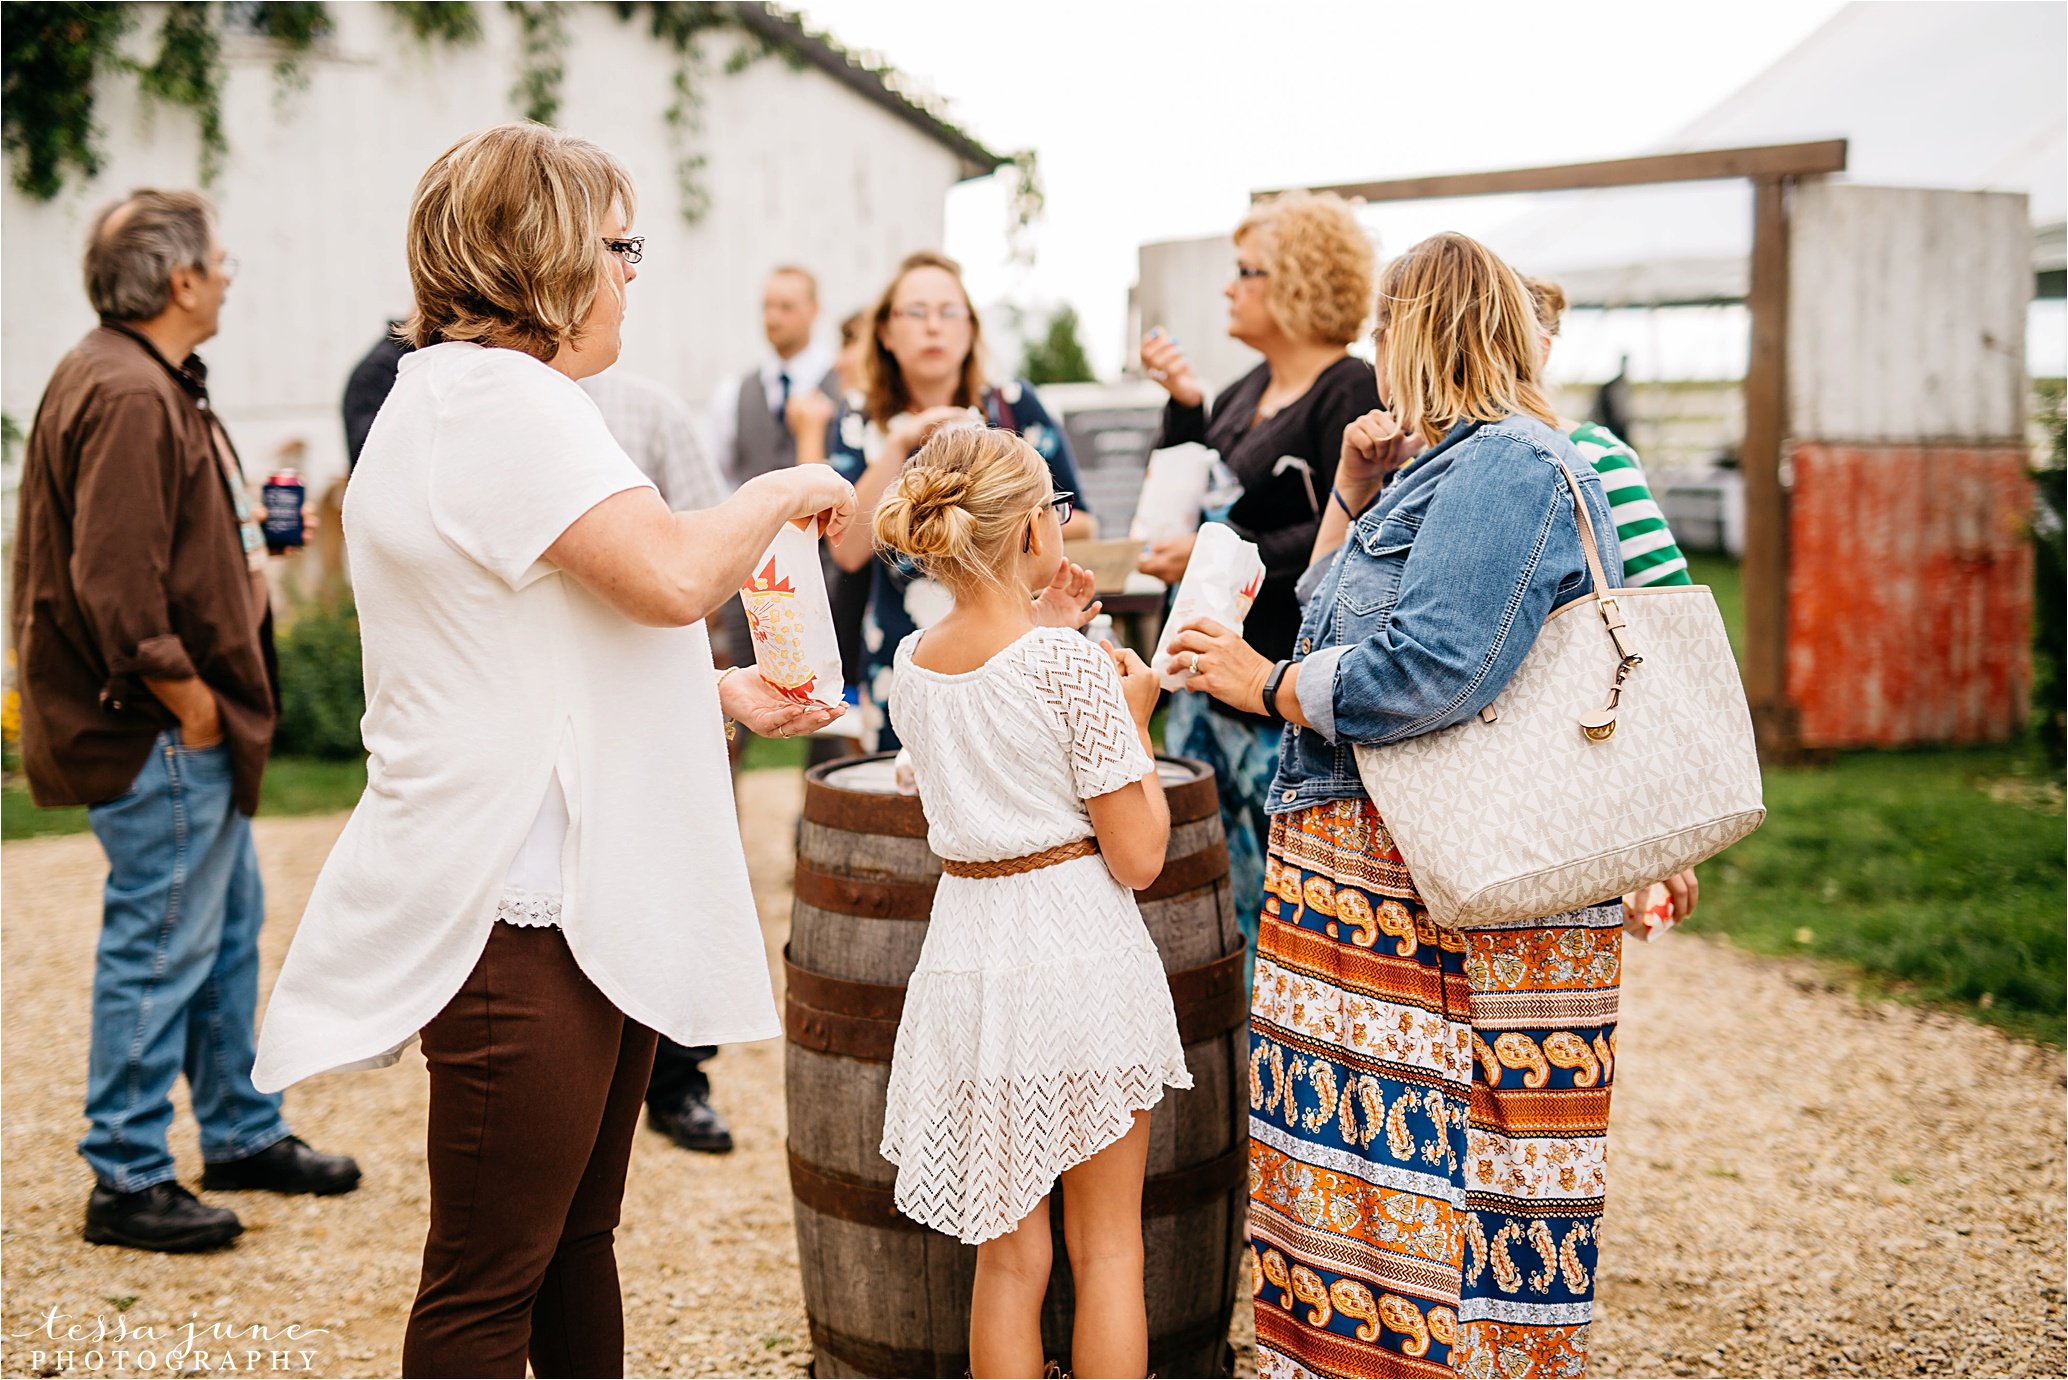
1137;191;1381;991
252;124;854;1375
825;250;1098;752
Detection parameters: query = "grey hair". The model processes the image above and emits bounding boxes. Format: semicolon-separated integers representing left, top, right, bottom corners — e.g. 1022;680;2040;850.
84;189;215;322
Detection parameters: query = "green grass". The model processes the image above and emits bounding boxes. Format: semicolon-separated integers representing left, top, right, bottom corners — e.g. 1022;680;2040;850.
3;755;368;841
1685;552;1743;653
1675;552;2063;1044
1688;740;2064;1045
740;733;811;773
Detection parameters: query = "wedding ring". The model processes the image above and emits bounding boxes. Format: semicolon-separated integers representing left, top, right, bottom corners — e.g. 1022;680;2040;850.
1188;651;1202;674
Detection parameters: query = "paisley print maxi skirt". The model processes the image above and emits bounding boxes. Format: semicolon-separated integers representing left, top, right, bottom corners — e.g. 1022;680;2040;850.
1248;798;1622;1378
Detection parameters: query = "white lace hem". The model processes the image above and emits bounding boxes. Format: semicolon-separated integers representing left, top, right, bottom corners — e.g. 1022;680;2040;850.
495;888;563;928
881;1062;1193;1245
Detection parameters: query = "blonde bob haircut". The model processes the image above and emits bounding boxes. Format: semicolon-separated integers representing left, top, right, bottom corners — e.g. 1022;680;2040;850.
403;122;636;362
1235;190;1375;347
872;426;1049;595
1375;233;1557;444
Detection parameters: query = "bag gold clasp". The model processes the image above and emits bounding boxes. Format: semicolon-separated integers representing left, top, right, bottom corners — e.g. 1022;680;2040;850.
1580;654;1644;741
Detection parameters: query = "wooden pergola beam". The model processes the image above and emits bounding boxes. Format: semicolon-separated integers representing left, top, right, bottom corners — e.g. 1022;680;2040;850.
1258;139;1848;204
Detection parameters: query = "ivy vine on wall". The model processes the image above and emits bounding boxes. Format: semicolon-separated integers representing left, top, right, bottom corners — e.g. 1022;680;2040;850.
136;2;228;184
505;1;566;127
1;3;137;201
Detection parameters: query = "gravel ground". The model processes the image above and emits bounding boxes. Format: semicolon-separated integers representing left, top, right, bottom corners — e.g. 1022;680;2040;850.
3;774;2061;1379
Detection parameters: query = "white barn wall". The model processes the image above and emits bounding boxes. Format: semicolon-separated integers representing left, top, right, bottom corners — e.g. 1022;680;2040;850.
1;3;968;486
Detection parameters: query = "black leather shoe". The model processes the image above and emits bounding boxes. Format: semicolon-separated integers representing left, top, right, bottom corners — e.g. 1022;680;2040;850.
200;1135;361;1195
84;1182;242;1253
647;1095;735;1154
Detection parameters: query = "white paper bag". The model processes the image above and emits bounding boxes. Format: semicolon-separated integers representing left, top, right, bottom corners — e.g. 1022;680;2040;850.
738;519;843;708
1128;443;1217;543
1150;522;1266;691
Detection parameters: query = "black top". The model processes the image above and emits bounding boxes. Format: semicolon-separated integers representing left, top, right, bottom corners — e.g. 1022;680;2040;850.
342;328;412;472
1158;354;1381;721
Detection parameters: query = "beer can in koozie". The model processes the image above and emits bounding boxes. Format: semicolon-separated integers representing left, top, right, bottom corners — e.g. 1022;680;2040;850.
263;470;306;552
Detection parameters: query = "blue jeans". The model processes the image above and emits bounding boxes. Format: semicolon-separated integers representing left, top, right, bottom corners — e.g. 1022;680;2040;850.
81;732;290;1191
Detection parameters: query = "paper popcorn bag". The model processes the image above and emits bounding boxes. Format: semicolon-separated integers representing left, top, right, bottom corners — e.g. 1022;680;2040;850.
738;519;843;708
1623;881;1679;942
1128;443;1217;544
1150;521;1266;690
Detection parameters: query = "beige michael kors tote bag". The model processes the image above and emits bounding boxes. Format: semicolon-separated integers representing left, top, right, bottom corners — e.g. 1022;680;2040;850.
1353;460;1765;927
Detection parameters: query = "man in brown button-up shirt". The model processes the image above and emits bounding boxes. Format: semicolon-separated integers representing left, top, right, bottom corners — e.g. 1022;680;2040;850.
11;189;359;1253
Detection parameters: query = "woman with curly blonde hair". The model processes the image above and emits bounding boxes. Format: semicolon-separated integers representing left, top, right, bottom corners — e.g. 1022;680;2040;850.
1138;190;1382;989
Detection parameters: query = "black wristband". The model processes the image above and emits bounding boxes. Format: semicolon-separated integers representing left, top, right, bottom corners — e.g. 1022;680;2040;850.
1259;658;1293;724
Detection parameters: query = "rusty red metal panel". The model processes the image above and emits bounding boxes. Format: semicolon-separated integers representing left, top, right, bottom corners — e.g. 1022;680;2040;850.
1785;444;2034;748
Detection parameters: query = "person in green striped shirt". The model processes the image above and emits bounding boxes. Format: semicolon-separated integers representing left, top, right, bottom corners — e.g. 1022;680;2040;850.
1523;276;1693;587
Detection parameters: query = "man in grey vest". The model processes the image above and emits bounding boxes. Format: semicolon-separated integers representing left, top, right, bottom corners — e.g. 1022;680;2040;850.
705;266;861;767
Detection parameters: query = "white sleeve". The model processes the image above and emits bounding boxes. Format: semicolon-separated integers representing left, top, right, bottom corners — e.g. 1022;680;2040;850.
429;353;655;590
1025;634;1156;800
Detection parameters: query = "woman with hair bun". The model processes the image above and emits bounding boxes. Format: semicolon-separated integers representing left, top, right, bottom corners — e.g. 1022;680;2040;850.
826;250;1095;752
872;425;1189;1379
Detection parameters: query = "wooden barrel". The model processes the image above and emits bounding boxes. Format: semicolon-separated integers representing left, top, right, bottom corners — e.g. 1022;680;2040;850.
786;753;1246;1379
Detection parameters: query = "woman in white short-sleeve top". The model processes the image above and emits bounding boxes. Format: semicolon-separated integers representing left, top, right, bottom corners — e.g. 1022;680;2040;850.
250;124;854;1377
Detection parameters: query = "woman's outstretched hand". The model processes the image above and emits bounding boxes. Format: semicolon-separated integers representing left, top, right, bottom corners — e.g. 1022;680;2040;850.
1032;561;1101;630
1163;617;1274;715
719;668;845;739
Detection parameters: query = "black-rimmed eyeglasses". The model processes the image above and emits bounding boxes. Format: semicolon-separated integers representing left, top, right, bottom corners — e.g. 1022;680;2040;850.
1023;491;1075;551
603;236;645;264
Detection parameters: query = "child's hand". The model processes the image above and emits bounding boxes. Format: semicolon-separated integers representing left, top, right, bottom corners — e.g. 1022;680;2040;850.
1103;641;1159;731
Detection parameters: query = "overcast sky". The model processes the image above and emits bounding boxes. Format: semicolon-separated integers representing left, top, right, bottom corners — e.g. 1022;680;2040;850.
791;0;1849;375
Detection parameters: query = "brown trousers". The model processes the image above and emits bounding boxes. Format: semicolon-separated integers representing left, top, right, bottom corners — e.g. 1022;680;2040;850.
403;923;659;1378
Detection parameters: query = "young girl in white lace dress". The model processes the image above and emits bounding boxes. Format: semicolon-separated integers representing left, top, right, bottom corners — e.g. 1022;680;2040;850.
871;424;1191;1379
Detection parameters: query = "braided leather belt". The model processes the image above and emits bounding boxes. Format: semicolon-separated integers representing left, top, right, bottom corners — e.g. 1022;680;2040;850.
939;836;1099;879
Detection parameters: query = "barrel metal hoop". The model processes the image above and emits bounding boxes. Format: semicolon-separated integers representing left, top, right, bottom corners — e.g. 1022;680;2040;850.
785;949;1247;1060
789;1149;909;1229
801;779;931;838
784;949;907;1020
1139;1144;1247;1216
785;994;900;1062
793;863;938;920
803;753;1218;831
1157;754;1221;825
789;1143;1245;1234
1134;844;1230;902
1169;949;1249;1044
807;1318;963;1380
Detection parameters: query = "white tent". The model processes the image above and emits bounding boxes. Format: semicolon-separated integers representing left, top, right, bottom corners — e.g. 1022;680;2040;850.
1478;0;2065;308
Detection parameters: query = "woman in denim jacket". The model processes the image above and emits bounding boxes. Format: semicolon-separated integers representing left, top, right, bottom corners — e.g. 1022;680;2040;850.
1167;234;1626;1377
